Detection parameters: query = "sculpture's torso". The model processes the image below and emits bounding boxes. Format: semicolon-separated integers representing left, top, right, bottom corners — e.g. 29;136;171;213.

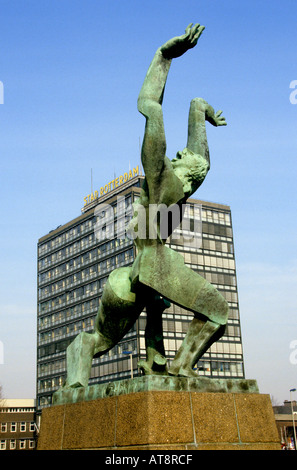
128;157;186;251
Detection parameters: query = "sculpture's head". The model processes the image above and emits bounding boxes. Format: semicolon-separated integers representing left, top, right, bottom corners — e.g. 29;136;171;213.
171;148;209;197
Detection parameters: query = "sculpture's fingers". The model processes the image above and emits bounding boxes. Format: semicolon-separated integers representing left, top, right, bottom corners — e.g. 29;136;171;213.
185;23;193;36
193;25;205;42
189;23;200;39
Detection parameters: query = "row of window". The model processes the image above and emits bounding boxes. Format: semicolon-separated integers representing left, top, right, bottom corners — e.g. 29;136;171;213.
39;298;99;329
39;249;133;299
204;271;237;287
38;199;230;257
196;360;244;376
38;256;133;315
38;338;71;359
0;407;35;413
39;234;132;271
39;238;132;282
38;340;137;382
1;421;35;433
182;250;234;266
202;209;231;226
174;247;236;271
202;221;233;238
38;213;231;273
90;356;138;379
38;357;135;393
164;305;240;321
39;280;99;306
201;238;233;253
38;317;95;344
38;358;66;377
37;355;244;397
0;439;35;450
39;308;241;348
138;327;241;352
39;218;95;255
170;230;233;251
38;376;64;393
38;247;235;302
38;325;136;361
38;196;133;256
39;278;105;313
37;310;242;373
37;321;243;389
39;278;107;315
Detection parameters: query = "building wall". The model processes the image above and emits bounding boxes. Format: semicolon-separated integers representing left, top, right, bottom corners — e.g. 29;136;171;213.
273;401;297;449
0;399;37;450
36;176;244;411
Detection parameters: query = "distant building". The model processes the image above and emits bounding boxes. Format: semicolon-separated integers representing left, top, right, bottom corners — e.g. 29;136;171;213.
37;172;245;411
273;400;297;450
0;399;37;450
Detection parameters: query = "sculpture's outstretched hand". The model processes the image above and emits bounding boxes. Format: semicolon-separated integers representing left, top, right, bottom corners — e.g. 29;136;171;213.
212;110;227;127
204;104;227;127
161;23;205;59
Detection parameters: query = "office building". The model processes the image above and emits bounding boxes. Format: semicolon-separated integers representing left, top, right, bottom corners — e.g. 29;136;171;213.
37;169;244;411
0;399;37;450
273;400;297;449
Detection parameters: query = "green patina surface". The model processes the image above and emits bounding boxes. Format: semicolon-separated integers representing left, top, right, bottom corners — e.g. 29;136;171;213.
53;376;259;406
57;24;250;399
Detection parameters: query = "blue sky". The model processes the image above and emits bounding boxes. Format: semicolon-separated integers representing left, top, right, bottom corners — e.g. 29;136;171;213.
0;0;297;404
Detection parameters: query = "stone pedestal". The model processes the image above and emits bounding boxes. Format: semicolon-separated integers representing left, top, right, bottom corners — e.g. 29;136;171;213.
37;377;280;450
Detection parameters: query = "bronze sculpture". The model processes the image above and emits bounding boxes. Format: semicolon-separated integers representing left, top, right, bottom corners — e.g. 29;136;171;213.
63;23;229;388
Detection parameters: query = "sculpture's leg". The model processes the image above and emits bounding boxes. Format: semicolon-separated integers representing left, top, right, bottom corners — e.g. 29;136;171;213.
138;296;170;375
64;330;109;388
64;267;145;388
168;317;225;377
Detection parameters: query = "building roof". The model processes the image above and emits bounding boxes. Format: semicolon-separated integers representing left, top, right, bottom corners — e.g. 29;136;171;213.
2;398;36;408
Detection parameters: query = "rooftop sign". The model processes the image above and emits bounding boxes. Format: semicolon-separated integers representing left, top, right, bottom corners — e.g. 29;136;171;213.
83;165;140;206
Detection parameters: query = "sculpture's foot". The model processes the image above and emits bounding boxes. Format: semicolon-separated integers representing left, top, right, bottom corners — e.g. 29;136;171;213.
54;379;85;396
168;365;198;378
138;353;168;376
63;379;85;389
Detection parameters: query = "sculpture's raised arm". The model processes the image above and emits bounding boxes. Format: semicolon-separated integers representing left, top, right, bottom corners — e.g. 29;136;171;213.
160;23;205;59
137;24;205;185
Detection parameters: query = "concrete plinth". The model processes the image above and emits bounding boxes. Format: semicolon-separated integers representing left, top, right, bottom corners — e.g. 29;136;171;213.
38;383;281;450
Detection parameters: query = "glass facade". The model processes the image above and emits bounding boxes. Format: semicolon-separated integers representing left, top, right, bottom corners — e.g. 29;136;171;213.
36;175;244;410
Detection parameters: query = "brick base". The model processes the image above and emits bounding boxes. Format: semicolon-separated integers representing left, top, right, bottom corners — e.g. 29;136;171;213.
37;391;281;450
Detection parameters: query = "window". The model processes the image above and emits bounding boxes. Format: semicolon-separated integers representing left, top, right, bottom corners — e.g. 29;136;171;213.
10;422;16;432
20;422;26;432
19;439;26;449
30;422;35;432
1;423;6;433
0;440;6;450
10;439;16;449
29;439;35;449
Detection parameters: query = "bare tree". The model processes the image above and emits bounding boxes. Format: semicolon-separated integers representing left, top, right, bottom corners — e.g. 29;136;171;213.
270;395;281;406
